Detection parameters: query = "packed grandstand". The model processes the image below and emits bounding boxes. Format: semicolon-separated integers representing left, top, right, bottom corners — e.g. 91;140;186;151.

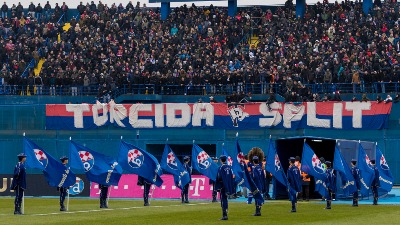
0;0;399;100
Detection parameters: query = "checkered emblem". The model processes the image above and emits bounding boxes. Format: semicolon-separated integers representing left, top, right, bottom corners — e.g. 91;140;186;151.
167;152;178;170
365;155;374;170
380;155;389;170
227;156;233;166
311;154;325;174
237;152;246;165
197;151;211;170
128;149;144;168
274;154;281;172
34;149;48;168
78;151;94;172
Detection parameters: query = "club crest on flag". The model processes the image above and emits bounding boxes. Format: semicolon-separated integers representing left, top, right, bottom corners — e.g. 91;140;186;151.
227;156;233;166
227;105;249;127
166;152;178;170
69;177;85;195
274;154;281;172
311;154;325;174
237;152;246;164
128;149;144;168
197;151;211;170
380;155;389;170
78;151;94;172
34;149;49;168
365;155;374;169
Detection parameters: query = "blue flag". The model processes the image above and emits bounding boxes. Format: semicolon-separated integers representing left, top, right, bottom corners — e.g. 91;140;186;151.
265;141;288;187
333;145;357;196
243;163;265;206
24;137;76;188
301;143;328;197
357;144;374;196
118;141;163;187
161;144;190;190
69;141;122;186
376;146;394;192
231;140;250;188
191;144;218;181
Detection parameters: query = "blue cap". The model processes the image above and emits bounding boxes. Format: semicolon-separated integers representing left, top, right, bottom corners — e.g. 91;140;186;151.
325;161;332;166
184;156;190;161
220;155;227;161
351;159;357;163
289;157;295;163
253;156;259;160
60;156;69;161
17;153;26;158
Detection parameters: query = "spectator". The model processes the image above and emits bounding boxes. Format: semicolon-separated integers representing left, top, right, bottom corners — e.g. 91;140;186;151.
384;95;392;103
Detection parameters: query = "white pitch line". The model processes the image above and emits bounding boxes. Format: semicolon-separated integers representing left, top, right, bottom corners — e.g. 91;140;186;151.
28;203;210;216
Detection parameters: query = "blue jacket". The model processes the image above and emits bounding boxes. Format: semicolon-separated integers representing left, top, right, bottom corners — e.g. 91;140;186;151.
351;166;361;189
183;163;192;184
216;163;235;195
371;165;380;187
10;162;26;190
287;165;302;193
252;164;265;193
325;168;336;192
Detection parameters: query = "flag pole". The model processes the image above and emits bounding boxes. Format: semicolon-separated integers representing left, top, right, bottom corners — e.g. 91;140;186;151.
106;185;112;207
149;184;156;204
66;189;70;211
23;132;25;137
21;191;25;214
121;136;123;140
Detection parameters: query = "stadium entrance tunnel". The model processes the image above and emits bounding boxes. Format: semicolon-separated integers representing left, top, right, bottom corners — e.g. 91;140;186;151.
273;137;380;200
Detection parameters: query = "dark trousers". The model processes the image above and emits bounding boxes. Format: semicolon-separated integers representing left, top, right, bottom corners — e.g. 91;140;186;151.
144;182;151;204
100;186;108;200
220;188;228;210
353;190;359;200
372;185;379;201
182;183;190;201
212;183;217;200
299;185;310;200
59;187;67;205
14;186;24;208
326;190;333;201
289;191;297;204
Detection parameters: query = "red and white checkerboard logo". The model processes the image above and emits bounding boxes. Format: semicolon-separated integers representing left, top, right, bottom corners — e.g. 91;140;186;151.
167;152;178;170
380;155;389;170
197;151;211;170
34;149;48;168
78;151;94;171
227;156;233;166
311;154;324;174
128;149;144;168
237;152;246;164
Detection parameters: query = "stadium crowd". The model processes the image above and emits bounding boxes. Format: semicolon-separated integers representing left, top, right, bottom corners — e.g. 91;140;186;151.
1;0;400;100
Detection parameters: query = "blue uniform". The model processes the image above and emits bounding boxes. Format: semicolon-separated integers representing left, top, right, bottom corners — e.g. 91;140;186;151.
371;165;380;205
138;176;151;206
252;164;265;206
325;168;336;201
351;165;361;204
182;162;192;203
216;163;235;211
57;163;69;211
10;161;26;214
287;165;302;204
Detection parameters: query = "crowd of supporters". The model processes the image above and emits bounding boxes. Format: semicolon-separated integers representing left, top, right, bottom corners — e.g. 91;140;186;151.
1;0;400;99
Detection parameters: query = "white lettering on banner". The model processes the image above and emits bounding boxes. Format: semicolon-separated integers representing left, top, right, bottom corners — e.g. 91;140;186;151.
360;178;370;190
154;104;164;128
191;177;205;197
109;101;127;128
129;104;153;128
379;176;393;185
192;103;214;127
92;103;108;126
259;102;282;127
166;103;191;127
283;104;305;128
345;102;371;128
307;102;330;128
333;103;343;129
66;104;90;128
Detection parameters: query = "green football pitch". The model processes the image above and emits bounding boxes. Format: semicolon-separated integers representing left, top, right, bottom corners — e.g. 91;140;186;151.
1;198;400;225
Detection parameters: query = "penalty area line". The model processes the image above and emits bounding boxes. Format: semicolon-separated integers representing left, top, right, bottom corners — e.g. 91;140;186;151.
28;203;210;216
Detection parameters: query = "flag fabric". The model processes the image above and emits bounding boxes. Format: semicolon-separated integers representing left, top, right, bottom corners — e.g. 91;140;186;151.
333;145;357;196
161;144;190;190
69;141;122;186
24;137;76;188
265;141;288;187
118;141;163;187
243;163;265;206
301;143;329;197
222;145;242;185
231;139;250;187
376;146;394;192
191;144;218;181
357;144;375;196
